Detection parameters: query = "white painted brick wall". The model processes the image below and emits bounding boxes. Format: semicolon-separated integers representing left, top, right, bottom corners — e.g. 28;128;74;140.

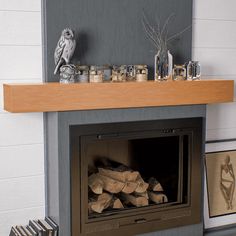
193;0;236;141
0;1;44;235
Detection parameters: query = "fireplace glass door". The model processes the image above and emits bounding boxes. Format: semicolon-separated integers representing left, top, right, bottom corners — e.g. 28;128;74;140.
80;129;191;220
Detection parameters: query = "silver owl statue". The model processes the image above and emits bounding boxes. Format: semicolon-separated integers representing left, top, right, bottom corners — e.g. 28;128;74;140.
54;28;76;75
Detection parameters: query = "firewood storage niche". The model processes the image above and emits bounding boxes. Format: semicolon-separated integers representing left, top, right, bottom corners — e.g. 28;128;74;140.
71;118;202;236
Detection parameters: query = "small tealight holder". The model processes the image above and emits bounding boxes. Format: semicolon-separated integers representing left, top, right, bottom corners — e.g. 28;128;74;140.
135;65;148;82
172;65;186;81
186;61;201;80
102;65;112;82
111;65;127;82
76;65;89;83
126;65;136;81
89;66;104;83
59;64;76;84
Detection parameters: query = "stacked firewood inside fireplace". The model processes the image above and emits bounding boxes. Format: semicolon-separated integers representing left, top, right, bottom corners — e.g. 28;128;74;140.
88;160;168;214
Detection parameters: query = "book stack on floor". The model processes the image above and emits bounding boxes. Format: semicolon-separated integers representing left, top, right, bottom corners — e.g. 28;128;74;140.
9;217;58;236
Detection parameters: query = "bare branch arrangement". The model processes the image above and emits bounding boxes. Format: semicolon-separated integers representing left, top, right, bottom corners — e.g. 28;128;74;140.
142;11;191;59
142;11;191;81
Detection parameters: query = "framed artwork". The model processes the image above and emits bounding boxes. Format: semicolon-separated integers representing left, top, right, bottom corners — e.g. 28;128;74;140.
204;141;236;229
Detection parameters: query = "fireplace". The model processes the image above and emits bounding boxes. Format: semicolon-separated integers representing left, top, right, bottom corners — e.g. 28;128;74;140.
70;118;202;235
45;105;205;236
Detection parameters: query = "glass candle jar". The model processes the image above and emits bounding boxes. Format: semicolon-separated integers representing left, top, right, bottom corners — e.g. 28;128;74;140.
59;64;76;83
111;65;127;82
135;65;148;82
89;66;104;83
186;61;201;80
172;65;186;81
126;65;136;81
102;65;112;82
76;65;89;83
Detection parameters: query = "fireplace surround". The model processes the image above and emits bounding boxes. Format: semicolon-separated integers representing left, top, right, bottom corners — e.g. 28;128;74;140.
41;1;228;233
45;105;206;236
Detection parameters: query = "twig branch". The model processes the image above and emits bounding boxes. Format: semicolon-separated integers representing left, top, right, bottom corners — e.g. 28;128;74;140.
142;18;160;50
142;11;191;53
167;25;192;42
142;12;160;49
160;13;175;40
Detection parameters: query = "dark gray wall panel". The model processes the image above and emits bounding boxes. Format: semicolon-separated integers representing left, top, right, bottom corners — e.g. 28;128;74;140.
61;105;206;125
43;1;197;235
43;0;192;81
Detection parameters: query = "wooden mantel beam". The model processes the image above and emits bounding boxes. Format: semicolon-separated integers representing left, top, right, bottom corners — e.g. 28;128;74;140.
3;80;234;113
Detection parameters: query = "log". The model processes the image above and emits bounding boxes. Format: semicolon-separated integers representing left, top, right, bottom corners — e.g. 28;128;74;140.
122;181;138;194
121;193;149;207
98;193;113;208
148;177;164;192
89;194;123;213
98;166;140;194
112;197;124;209
97;172;138;194
89;202;105;214
98;174;125;193
89;193;113;213
135;174;149;193
98;167;139;182
148;191;168;204
135;191;149;199
88;173;104;194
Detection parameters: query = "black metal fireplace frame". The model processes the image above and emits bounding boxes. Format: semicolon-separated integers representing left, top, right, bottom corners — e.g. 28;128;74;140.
70;118;202;236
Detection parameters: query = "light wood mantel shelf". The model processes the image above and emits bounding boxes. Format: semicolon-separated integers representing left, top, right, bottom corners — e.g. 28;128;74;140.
3;80;234;113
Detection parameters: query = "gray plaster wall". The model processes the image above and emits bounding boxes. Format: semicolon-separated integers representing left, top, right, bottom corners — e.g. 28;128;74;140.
42;0;192;82
45;105;205;236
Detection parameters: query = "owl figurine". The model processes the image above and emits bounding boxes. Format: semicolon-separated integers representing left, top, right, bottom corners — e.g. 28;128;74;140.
54;28;76;75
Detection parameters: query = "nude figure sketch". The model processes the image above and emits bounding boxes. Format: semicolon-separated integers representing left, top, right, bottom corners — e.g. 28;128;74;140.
220;155;235;210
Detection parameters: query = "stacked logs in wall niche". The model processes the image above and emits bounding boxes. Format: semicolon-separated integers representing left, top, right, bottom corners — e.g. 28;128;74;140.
88;160;168;214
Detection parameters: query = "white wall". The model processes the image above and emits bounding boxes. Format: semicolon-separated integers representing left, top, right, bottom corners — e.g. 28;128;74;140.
193;0;236;141
0;1;45;235
0;0;235;235
193;0;236;229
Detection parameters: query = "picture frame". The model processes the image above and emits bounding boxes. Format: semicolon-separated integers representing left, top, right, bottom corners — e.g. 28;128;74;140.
204;141;236;229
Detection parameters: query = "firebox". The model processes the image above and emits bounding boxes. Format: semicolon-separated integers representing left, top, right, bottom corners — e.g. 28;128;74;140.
70;118;202;236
